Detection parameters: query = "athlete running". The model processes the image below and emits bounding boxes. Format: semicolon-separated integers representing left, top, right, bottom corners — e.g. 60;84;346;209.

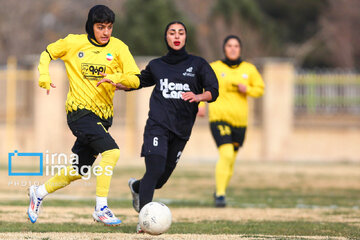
27;5;140;226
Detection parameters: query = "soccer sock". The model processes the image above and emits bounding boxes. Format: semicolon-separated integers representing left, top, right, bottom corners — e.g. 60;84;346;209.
36;184;48;199
139;155;166;210
96;149;120;197
215;144;235;196
96;196;108;211
225;150;238;189
44;165;82;193
132;180;140;194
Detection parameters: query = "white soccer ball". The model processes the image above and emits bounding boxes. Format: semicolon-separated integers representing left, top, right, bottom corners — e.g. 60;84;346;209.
139;202;172;235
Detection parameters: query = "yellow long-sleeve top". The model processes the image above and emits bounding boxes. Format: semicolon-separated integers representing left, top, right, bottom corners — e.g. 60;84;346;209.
38;34;140;122
205;60;265;127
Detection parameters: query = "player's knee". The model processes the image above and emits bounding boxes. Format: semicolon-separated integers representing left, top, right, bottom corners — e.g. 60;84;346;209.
219;144;234;161
101;148;120;167
155;180;166;189
149;166;165;180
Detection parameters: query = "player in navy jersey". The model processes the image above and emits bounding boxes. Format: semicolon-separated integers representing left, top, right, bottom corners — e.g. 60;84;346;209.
98;21;218;233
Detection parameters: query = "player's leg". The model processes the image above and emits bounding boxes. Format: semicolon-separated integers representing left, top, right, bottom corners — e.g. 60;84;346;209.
215;144;235;196
86;116;121;225
155;133;187;189
224;127;246;188
210;121;234;207
139;154;166;209
129;120;169;212
27;128;97;223
43;140;98;195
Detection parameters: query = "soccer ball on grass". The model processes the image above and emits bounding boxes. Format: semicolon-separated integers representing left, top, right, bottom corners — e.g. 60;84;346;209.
138;202;172;235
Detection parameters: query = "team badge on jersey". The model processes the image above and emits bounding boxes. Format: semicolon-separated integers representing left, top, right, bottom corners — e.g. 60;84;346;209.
221;73;226;77
106;53;113;61
183;67;195;77
78;51;84;58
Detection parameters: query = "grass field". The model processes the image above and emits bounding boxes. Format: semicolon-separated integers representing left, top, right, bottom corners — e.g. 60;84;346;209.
0;161;360;239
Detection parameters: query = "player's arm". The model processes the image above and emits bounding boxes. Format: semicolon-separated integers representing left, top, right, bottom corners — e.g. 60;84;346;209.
38;37;68;95
38;50;56;95
183;60;219;103
97;63;155;91
197;101;206;117
97;46;140;89
246;67;265;98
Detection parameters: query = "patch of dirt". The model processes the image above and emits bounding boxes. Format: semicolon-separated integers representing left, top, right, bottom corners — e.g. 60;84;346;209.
0;232;349;240
2;206;360;224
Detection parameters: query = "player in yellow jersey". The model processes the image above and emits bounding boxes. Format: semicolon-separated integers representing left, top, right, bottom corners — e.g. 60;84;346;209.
27;5;140;225
198;35;265;207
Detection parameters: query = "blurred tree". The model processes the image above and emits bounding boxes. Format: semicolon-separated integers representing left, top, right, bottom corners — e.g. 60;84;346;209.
208;0;279;60
318;0;360;69
114;0;197;56
256;0;327;44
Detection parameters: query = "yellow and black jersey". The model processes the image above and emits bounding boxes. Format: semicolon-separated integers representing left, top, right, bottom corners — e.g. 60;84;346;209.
40;34;140;121
206;60;264;127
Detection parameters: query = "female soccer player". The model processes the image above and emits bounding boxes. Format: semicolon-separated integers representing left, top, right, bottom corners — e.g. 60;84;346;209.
98;21;219;232
198;35;265;207
27;5;140;226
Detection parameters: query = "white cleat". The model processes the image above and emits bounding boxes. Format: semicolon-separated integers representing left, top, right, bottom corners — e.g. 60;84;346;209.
128;178;140;213
92;206;121;226
27;185;43;223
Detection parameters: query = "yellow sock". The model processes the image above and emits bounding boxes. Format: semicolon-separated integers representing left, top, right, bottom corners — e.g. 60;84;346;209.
96;149;120;197
225;150;238;189
215;144;235;196
44;165;82;193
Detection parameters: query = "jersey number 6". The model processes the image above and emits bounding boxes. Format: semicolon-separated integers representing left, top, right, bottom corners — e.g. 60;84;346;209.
153;137;158;147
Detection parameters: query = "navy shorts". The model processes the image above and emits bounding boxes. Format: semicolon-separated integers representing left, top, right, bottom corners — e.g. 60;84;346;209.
210;121;246;151
141;118;187;162
67;112;118;171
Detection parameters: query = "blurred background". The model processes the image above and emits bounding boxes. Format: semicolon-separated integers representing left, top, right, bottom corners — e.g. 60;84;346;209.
1;0;360;166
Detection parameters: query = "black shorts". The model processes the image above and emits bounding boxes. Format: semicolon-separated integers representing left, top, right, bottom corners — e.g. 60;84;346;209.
141;118;188;161
68;112;119;170
210;121;246;151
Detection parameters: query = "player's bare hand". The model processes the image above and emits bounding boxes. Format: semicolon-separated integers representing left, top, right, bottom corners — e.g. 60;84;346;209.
238;83;247;94
182;92;201;103
115;83;130;91
47;83;56;95
97;72;116;87
197;106;206;117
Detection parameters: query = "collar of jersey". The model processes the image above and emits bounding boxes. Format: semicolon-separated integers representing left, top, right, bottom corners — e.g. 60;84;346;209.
87;35;110;47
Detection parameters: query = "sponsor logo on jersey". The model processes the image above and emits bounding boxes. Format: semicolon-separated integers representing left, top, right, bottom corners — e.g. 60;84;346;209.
81;63;106;80
78;51;84;58
160;78;190;99
106;53;113;61
221;73;226;77
93;50;100;54
242;74;249;79
183;67;195;77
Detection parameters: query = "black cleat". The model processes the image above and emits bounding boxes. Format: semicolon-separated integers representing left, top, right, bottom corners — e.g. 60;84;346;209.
214;193;226;208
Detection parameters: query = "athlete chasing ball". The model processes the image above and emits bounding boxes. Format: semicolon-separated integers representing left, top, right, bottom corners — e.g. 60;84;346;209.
98;21;219;233
27;5;140;226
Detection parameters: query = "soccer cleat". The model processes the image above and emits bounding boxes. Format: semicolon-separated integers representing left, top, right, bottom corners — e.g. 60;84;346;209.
214;193;226;208
136;223;145;233
92;206;121;226
27;185;43;223
128;178;140;213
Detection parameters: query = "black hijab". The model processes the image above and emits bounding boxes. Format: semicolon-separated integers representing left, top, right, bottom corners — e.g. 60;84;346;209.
85;5;115;46
161;21;189;65
222;35;243;67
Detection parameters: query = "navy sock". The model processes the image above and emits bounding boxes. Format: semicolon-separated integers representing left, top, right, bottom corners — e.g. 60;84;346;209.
139;155;166;210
